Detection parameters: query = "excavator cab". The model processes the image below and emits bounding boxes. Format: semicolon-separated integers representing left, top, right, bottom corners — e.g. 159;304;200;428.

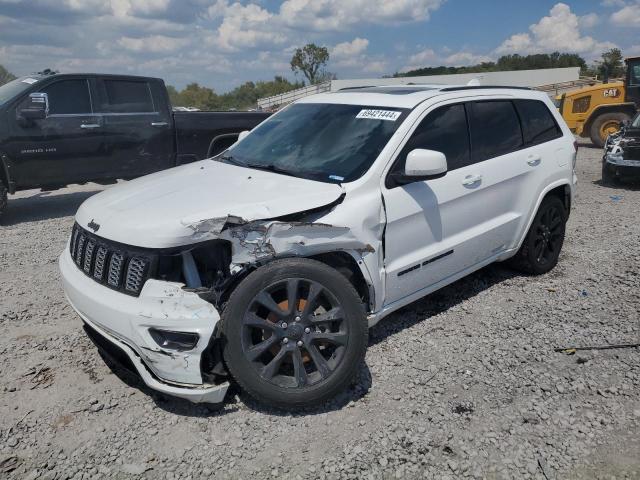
625;56;640;108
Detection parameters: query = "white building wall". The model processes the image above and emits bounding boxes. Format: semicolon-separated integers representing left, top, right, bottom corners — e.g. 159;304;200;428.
330;67;580;91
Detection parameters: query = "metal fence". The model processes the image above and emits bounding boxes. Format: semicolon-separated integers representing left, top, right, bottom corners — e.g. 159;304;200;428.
257;82;331;109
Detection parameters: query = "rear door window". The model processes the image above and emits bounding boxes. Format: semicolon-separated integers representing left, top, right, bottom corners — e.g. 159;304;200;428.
395;103;471;172
98;79;155;113
469;101;523;162
42;79;92;115
514;99;562;146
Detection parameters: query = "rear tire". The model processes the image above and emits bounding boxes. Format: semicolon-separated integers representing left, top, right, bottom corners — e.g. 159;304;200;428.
0;183;7;222
222;258;368;409
508;196;567;275
590;112;629;148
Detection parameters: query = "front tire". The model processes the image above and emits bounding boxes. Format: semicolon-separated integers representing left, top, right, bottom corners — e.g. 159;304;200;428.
508;196;567;275
222;258;368;409
0;183;7;222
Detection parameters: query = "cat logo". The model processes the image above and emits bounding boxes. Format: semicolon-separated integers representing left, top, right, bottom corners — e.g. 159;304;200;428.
603;88;620;98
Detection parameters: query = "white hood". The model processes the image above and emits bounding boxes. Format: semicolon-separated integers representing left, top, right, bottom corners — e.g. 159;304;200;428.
76;160;344;248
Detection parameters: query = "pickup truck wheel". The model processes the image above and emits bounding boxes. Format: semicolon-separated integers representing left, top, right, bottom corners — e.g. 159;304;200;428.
0;183;7;221
508;196;567;275
222;258;368;409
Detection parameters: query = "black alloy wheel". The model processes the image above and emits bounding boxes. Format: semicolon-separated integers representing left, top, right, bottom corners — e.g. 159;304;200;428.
222;258;368;409
508;195;567;275
241;278;347;388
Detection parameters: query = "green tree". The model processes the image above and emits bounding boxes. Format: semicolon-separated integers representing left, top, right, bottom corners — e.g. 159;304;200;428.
601;48;625;78
167;76;304;111
290;44;330;84
0;65;16;86
395;52;587;78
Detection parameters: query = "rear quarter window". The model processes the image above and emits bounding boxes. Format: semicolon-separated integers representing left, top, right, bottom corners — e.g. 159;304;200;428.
514;99;563;146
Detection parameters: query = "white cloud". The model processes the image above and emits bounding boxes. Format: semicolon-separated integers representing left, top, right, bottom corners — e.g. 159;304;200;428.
601;0;626;7
208;1;287;51
444;51;492;66
406;48;437;65
118;34;189;53
610;3;640;26
332;38;369;59
279;0;443;31
496;3;615;57
579;13;600;28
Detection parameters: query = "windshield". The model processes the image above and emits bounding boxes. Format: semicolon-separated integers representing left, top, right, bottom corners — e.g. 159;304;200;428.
0;76;41;107
226;103;409;183
632;112;640;129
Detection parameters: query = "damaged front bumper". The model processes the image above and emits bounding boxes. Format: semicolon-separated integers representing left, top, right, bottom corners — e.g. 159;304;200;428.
59;248;228;404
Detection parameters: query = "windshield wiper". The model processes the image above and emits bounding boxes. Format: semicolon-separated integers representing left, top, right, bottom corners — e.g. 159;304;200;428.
244;163;299;178
218;152;245;166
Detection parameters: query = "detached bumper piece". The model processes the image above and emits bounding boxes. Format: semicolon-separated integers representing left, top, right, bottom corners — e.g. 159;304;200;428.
83;317;228;404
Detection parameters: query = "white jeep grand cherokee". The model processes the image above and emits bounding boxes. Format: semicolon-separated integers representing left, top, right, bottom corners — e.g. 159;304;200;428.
60;85;578;408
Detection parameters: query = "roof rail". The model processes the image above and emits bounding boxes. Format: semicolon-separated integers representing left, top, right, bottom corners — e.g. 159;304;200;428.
337;86;378;91
439;85;532;92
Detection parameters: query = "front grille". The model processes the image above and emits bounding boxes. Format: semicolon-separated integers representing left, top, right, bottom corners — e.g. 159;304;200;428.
69;224;153;297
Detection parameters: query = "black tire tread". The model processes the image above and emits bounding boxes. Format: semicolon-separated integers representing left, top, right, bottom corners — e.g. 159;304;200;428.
508;195;566;275
222;257;368;410
0;182;7;222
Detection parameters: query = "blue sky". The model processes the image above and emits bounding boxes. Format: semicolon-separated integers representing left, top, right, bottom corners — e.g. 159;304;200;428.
0;0;638;91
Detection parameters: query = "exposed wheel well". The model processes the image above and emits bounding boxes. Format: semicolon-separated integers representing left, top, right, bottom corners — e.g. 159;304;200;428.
308;252;372;311
545;184;571;217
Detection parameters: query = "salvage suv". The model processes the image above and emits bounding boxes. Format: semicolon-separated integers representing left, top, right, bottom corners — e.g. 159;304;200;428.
60;85;577;409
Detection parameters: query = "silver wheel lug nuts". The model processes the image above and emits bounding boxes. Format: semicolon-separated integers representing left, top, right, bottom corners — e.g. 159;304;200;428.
282;338;289;344
304;328;311;334
294;316;301;322
297;341;303;347
281;322;288;329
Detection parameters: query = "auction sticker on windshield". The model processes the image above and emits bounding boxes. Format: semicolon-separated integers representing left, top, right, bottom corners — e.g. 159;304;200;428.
356;109;402;121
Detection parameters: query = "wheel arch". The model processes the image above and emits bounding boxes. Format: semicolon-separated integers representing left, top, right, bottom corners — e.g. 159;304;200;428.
216;251;374;315
513;181;572;253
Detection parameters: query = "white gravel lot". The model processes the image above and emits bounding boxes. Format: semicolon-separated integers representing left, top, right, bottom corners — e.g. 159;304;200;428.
0;143;638;480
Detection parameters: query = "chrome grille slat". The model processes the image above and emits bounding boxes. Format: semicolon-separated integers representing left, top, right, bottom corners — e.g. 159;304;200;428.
75;234;86;266
125;257;149;293
93;246;108;281
107;252;125;288
83;240;96;274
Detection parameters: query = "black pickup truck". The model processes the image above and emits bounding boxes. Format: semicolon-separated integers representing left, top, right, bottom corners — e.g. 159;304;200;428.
0;72;270;218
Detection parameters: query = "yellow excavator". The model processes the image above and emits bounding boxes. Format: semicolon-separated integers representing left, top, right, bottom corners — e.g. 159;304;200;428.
557;56;640;147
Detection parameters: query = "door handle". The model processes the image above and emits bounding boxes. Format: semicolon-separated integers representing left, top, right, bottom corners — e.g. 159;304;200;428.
151;122;168;127
527;155;542;166
80;123;100;129
462;174;482;186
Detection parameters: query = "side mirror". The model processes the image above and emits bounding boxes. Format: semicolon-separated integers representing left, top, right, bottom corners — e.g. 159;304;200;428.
18;92;49;120
237;130;250;142
391;149;448;186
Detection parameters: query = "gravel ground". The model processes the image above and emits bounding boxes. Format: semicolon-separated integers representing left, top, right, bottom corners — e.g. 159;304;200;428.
1;144;639;480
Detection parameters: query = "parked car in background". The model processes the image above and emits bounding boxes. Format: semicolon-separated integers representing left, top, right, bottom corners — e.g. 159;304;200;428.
60;85;577;409
602;112;640;184
0;72;270;218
